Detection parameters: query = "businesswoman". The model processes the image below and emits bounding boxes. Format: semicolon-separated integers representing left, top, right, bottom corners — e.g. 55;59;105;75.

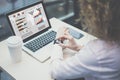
50;0;120;80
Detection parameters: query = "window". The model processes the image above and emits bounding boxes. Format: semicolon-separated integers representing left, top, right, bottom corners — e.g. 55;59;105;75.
44;0;74;20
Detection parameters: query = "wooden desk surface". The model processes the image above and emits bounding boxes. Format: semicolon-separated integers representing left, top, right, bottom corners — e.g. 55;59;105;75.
0;18;96;80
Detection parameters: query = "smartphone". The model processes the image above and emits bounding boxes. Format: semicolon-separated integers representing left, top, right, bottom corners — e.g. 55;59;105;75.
69;28;84;39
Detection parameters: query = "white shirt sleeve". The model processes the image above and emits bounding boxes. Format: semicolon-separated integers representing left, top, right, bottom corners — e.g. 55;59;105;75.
50;43;99;80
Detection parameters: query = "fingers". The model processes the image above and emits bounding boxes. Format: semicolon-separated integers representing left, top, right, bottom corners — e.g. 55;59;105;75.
64;28;69;35
59;43;70;49
58;35;73;41
56;27;67;39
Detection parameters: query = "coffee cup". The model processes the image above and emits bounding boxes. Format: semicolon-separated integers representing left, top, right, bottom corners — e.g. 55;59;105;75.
6;36;23;63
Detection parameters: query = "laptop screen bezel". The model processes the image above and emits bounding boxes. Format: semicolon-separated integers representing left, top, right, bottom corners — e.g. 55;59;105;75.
6;1;51;43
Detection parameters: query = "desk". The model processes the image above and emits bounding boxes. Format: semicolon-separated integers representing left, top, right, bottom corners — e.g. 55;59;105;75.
0;18;96;80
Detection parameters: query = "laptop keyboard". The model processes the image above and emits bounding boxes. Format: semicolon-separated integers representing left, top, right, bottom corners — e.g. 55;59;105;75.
24;30;56;52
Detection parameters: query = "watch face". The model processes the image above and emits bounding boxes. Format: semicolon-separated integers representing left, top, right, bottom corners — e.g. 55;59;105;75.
54;39;63;44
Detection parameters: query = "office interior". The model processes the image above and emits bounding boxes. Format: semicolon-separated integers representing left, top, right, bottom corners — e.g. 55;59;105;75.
0;0;82;80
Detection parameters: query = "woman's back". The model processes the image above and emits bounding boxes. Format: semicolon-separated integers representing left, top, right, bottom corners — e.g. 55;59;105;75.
85;39;120;80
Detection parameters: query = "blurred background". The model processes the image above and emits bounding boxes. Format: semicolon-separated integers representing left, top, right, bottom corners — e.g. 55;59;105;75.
0;0;81;41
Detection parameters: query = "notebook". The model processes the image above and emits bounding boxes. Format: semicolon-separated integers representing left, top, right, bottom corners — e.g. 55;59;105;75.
7;1;56;62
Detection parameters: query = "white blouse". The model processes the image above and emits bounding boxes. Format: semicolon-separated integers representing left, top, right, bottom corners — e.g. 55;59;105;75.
50;39;120;80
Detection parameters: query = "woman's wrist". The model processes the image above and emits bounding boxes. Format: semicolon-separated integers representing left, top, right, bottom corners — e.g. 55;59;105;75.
74;45;83;51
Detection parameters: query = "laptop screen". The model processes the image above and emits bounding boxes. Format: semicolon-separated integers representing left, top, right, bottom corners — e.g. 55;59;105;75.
7;1;50;42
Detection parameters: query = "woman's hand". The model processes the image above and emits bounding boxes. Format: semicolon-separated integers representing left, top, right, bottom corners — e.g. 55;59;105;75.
57;29;83;51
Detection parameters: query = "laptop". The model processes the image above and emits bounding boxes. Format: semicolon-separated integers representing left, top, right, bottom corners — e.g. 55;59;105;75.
7;1;57;62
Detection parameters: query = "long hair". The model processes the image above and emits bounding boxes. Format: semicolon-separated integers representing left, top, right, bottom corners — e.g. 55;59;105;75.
79;0;120;43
